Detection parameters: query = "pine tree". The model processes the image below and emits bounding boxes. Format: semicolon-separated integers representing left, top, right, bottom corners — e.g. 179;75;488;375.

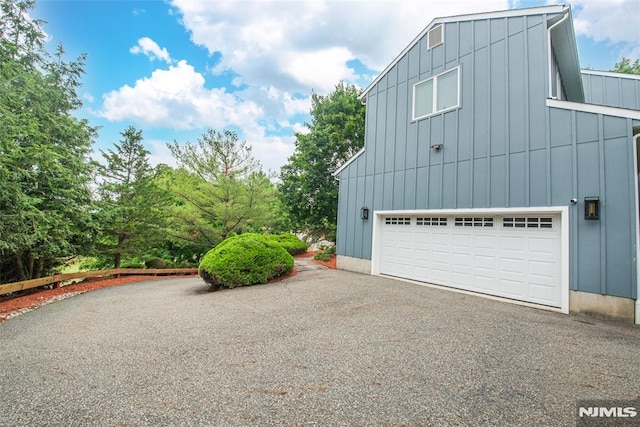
96;126;168;268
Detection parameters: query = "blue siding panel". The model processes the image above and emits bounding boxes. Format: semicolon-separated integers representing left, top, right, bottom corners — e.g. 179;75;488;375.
582;72;640;110
550;145;572;206
428;164;442;208
385;86;397;173
509;152;526;206
393;170;405;208
416;167;428;208
443;163;456;208
603;135;633;297
490;158;507;208
529;149;547;206
473;158;488;207
457;159;472;208
404;168;417;210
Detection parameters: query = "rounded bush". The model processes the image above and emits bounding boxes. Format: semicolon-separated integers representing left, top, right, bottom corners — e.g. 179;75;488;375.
266;233;307;255
199;233;294;291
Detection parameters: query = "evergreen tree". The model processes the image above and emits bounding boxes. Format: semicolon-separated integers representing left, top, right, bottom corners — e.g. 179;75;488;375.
96;126;168;268
166;129;281;247
0;0;96;282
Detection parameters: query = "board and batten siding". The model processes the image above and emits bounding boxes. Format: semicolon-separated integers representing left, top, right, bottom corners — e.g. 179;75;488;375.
337;12;639;299
581;71;640;111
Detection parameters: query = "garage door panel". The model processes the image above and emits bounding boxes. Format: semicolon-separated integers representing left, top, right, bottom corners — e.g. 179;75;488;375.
475;254;497;269
379;213;562;308
452;272;474;287
453;234;472;246
528;261;556;279
475;275;497;291
528;282;557;300
431;268;451;283
501;257;525;273
474;234;497;249
499;279;523;296
500;235;526;251
528;236;556;254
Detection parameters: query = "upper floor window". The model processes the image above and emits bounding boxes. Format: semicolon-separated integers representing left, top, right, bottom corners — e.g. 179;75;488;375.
412;67;460;121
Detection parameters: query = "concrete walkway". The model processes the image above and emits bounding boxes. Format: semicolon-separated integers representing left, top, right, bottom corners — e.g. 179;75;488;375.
293;255;327;271
0;269;638;426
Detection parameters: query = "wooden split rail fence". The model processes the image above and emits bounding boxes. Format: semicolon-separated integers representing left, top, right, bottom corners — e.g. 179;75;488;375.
0;268;199;296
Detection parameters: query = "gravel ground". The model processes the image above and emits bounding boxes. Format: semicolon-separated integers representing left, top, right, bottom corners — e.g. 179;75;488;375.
0;269;638;426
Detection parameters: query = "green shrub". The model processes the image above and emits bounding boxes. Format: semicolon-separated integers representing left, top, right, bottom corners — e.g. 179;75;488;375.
199;233;294;291
313;245;336;262
266;233;307;255
314;251;333;262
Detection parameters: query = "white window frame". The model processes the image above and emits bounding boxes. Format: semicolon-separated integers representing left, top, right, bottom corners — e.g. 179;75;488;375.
412;66;461;121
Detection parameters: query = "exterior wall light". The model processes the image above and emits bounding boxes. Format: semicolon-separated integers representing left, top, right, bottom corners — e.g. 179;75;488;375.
361;207;369;220
431;143;442;150
584;197;599;220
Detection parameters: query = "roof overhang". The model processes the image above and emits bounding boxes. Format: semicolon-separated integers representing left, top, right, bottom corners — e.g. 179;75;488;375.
548;7;584;102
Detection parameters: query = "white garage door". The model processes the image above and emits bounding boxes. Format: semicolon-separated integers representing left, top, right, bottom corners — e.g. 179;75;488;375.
379;214;562;308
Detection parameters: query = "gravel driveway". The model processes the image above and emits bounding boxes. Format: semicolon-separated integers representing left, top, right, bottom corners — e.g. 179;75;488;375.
1;269;638;426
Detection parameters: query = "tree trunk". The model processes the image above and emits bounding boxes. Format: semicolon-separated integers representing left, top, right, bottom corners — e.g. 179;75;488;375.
114;252;121;269
14;253;26;282
35;258;45;278
26;251;35;280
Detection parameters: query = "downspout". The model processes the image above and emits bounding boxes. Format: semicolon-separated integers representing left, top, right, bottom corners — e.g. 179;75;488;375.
634;133;640;325
547;8;569;99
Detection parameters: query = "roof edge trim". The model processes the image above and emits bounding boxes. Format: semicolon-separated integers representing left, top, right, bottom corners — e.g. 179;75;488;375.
547;98;640;120
333;147;365;177
581;69;640;81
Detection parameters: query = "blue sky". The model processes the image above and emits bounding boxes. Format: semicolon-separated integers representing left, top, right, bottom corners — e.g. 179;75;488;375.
32;0;640;174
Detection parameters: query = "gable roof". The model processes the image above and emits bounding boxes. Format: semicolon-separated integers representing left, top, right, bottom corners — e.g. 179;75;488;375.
360;5;573;102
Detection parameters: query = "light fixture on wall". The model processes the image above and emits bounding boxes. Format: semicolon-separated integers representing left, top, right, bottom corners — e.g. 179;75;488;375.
431;143;442;150
584;197;599;220
361;207;369;220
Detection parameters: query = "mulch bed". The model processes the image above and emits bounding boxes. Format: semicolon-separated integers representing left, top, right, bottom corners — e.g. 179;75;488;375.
0;251;336;323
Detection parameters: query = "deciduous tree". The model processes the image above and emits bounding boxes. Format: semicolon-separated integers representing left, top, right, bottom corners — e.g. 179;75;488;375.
279;81;365;236
612;57;640;75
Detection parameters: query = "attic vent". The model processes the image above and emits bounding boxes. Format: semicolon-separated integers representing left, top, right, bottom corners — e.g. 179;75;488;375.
427;25;443;49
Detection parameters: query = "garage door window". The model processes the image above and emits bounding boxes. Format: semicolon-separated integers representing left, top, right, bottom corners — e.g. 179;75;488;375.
454;217;494;227
503;217;553;229
385;217;411;225
416;217;447;226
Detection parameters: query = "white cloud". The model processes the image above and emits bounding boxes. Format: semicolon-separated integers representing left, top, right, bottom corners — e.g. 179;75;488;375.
147;139;178;168
568;0;639;46
100;60;262;131
170;0;510;94
546;0;639;59
130;37;172;63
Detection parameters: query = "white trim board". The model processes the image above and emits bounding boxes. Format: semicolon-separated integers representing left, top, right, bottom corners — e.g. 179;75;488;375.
547;99;640;120
581;69;640;81
371;207;570;314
